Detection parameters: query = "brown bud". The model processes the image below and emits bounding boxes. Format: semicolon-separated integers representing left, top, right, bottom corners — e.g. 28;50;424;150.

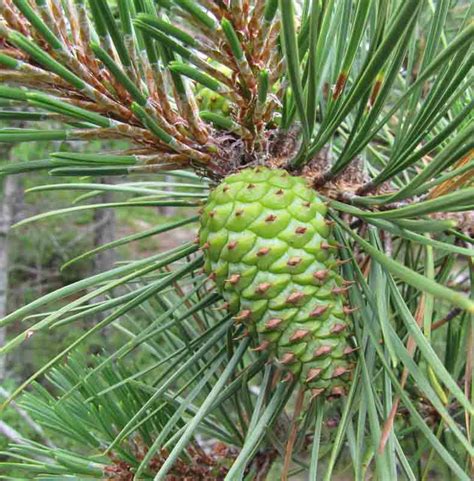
342;280;356;287
201;242;210;250
331;323;347;334
336;258;351;266
310;388;325;399
227;240;238;250
303;201;311;207
265;214;277;222
214;302;229;311
332;286;350;295
314;345;332;357
209;272;217;281
295;226;307;234
306;368;322;383
223;185;230;192
332;366;349;378
235;209;244;216
343;346;356;355
343;305;358;314
265;318;283;329
275;189;284;195
279;353;296;365
282;372;294;383
286;292;305;305
234;309;252;321
287;256;302;266
289;329;310;342
226;274;241;285
256;247;270;256
251;340;270;352
330;386;345;397
233;330;249;340
309;305;329;318
247;183;256;189
313;270;329;281
256;282;271;294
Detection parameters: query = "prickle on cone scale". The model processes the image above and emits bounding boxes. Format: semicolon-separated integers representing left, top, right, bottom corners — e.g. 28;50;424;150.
199;167;355;396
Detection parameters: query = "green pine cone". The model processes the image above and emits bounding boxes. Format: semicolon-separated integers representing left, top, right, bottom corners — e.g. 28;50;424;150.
199;167;354;397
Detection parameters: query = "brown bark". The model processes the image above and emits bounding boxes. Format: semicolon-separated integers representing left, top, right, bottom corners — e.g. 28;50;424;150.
91;179;116;325
156;174;176;217
92;183;116;275
0;141;23;381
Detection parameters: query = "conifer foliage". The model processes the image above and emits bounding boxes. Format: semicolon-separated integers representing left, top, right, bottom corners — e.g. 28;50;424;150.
0;0;473;479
